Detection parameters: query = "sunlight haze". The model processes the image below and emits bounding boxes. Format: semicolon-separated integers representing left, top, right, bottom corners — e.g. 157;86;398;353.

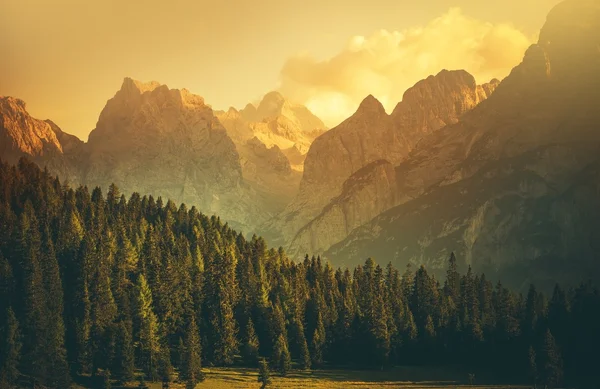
1;0;560;139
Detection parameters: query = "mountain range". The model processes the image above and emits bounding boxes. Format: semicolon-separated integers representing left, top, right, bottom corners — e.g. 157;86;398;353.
1;0;598;287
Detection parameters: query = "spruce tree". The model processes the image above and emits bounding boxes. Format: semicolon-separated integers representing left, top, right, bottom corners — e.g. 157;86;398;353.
444;252;460;301
40;227;71;387
135;275;161;380
181;316;203;383
242;318;260;366
112;320;134;383
258;358;271;389
293;319;311;370
16;205;48;385
310;312;325;367
0;307;22;385
271;334;291;376
540;329;563;387
528;345;538;386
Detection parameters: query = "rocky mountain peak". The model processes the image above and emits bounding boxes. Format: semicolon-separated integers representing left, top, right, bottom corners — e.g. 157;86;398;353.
1;96;27;111
120;77;162;95
0;96;63;158
391;69;497;135
255;91;286;120
356;95;387;116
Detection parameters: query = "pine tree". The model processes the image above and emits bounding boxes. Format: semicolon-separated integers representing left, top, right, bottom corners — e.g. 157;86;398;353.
540;329;563;388
258;358;271;389
293;319;311;370
370;292;391;368
135;275;161;380
181;316;203;383
16;205;48;385
39;227;71;387
242;318;260;366
310;312;325;367
207;244;239;365
0;307;22;385
271;334;291;376
112;320;134;383
444;252;460;301
103;369;111;389
528;345;538;386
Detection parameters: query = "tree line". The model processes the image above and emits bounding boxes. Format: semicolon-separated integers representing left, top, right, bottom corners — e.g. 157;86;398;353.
0;159;598;388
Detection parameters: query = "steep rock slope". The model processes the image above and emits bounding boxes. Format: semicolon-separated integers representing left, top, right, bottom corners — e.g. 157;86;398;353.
268;71;498;249
215;92;326;213
326;0;600;287
0;97;80;177
288;160;397;257
237;137;302;213
82;78;256;229
216;92;326;165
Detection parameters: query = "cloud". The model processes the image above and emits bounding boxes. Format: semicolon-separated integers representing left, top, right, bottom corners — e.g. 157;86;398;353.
278;8;532;127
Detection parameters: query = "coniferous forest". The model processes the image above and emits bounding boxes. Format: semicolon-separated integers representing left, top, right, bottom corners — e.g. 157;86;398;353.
0;159;599;389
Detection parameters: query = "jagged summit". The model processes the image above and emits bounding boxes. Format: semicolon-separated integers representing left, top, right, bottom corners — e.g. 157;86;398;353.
115;78;207;108
120;77;162;94
356;94;387;116
257;91;286;115
1;96;27;110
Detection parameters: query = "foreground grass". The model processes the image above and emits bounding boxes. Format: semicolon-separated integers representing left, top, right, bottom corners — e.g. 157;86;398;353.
129;367;530;389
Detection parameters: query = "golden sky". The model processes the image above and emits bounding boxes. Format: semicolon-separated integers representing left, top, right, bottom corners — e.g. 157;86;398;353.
1;0;560;140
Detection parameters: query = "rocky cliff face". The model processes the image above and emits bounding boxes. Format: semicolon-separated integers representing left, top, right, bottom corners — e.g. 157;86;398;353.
82;78;256;228
0;96;79;177
215;92;325;214
1;97;63;160
326;0;600;288
216;91;327;162
237;137;302;214
267;70;498;249
288;160;397;257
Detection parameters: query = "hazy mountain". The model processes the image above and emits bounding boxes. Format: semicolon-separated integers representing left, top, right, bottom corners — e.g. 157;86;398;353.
325;0;600;288
80;78;259;228
1;80;273;231
215;92;327;214
216;91;327;167
268;70;498;250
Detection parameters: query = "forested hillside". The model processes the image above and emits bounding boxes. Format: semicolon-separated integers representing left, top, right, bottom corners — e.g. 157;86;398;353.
0;159;598;388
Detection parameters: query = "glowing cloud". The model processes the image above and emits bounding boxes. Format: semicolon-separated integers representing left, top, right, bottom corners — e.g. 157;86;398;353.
278;8;532;127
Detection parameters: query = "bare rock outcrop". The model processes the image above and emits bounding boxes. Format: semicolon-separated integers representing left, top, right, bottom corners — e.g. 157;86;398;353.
267;70;498;249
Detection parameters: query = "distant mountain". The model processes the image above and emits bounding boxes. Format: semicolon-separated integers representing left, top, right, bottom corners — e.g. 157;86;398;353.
82;78;258;228
0;96;83;179
216;91;327;165
325;0;600;288
215;91;327;212
1;80;269;232
268;70;498;252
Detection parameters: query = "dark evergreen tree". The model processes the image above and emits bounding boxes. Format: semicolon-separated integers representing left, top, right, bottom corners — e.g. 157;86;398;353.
134;275;160;380
112;320;134;383
0;307;22;385
242;318;260;366
258;358;271;389
181;316;203;383
528;345;538;386
271;334;291;376
310;312;325;367
540;329;563;388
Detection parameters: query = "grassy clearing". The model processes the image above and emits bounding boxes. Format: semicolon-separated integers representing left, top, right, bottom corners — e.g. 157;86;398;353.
127;367;530;389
